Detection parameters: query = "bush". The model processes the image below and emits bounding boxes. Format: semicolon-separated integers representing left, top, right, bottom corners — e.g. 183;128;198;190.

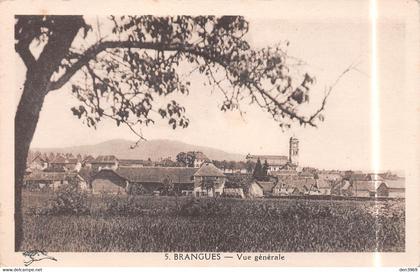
127;184;147;195
30;184;89;215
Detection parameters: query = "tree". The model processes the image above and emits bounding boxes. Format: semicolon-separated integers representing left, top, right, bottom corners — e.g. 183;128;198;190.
161;177;175;196
262;160;269;177
252;158;263;180
14;15;347;250
176;151;195;167
245;160;256;173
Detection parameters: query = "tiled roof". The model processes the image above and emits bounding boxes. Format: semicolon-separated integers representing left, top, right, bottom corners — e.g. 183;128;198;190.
226;173;253;183
119;159;146;165
318;173;342;181
92;155;118;163
193;163;225;177
348;173;368;181
271;170;298;177
51;155;78;164
353;180;377;191
115;167;196;183
83;155;95;163
24;171;80;182
78;168;97;182
382;180;405;189
277;178;317;191
256;181;276;193
316;179;331;189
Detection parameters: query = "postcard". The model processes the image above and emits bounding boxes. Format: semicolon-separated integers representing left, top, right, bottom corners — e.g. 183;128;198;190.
0;0;418;268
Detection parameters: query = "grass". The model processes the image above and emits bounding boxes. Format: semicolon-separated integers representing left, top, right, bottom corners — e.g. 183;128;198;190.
21;191;405;252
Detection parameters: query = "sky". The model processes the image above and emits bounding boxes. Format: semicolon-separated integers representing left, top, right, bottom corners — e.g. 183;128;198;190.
15;11;407;172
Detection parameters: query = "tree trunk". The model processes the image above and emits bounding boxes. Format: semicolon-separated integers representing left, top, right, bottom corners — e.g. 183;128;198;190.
14;17;84;251
15;71;50;251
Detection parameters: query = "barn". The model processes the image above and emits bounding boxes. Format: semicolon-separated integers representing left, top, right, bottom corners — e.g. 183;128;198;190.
352;180;376;197
116;167;196;195
91;169;128;194
376;180;405;198
91;167;197;195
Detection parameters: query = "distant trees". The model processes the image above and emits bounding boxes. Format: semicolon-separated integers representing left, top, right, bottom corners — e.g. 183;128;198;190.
253;158;263;180
252;158;269;180
262;160;269;176
176;152;196;167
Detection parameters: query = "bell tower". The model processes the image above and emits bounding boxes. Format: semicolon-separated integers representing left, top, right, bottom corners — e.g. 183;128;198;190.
289;137;299;165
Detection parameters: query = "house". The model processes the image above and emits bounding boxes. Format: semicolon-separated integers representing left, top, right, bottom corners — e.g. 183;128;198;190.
49;155;81;172
27;153;49;171
367;173;384;181
256;177;278;196
316;179;332;195
23;171;88;191
119;159;146;168
331;179;352;196
116;167;196;195
78;167;97;189
271;169;298;179
223;181;245;198
91;155;119;171
193;162;226;197
318;172;342;183
376;179;405;198
246;155;289;172
273;178;319;196
81;155;95;168
351;180;377;197
194;152;209;168
91;167;197;195
91;169;128;194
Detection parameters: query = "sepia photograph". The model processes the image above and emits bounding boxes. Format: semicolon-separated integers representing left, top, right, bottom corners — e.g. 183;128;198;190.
1;0;419;268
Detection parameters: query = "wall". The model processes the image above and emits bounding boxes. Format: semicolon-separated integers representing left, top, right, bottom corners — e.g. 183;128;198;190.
92;178;126;194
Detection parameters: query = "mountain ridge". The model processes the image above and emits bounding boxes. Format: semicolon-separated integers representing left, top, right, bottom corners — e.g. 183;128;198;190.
31;139;245;161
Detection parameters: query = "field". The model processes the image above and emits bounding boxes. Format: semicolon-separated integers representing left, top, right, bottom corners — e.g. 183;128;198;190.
21;190;405;252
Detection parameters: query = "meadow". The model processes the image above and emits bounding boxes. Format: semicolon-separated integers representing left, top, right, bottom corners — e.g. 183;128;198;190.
21;190;405;252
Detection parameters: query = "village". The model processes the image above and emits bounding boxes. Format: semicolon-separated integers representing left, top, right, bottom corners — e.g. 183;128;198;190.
23;137;405;199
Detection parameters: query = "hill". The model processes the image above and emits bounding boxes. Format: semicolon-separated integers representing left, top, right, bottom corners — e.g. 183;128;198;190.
31;139;245;161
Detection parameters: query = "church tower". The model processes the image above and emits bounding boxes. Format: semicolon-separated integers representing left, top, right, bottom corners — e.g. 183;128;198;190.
289;137;299;165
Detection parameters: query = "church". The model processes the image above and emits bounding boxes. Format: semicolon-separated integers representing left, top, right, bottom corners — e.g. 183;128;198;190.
246;137;299;172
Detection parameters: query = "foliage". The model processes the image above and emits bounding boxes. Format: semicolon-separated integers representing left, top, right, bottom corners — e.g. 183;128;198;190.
252;158;263;180
22;193;405;252
262;160;269;176
127;183;147;195
175;151;196;167
15;15;334;144
161;178;175;196
28;185;89;216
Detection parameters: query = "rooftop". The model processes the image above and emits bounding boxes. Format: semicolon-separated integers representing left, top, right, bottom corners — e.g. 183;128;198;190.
115;167;197;183
193;163;225;177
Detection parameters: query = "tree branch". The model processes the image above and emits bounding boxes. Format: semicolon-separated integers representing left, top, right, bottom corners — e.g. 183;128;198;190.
15;41;36;68
48;40;228;91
